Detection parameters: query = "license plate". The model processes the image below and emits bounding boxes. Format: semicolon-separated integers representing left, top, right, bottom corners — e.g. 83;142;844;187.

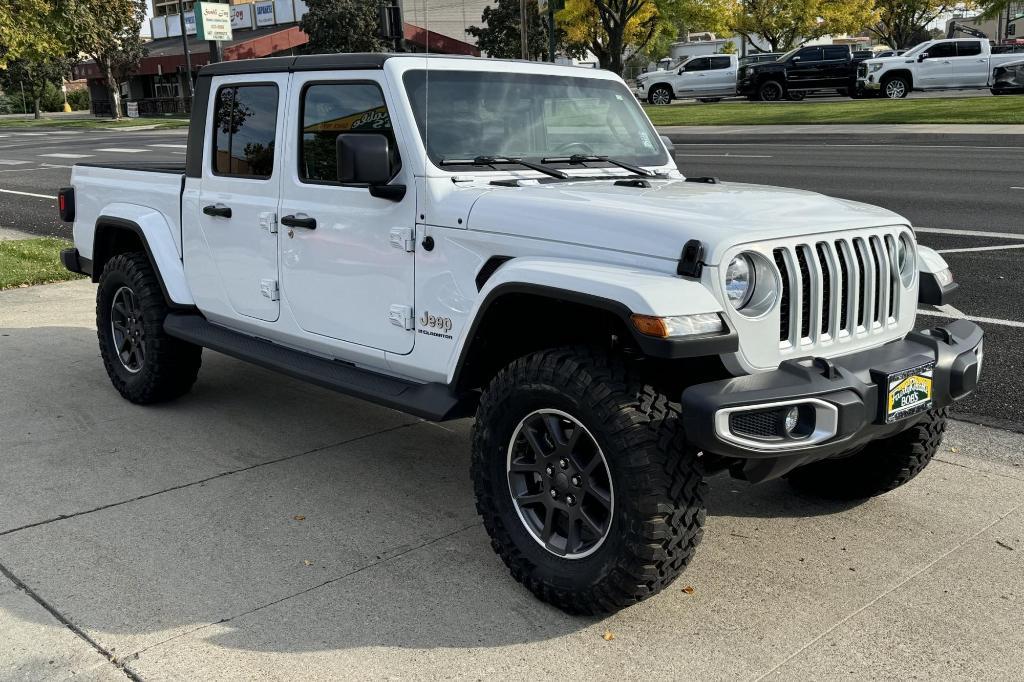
884;363;935;423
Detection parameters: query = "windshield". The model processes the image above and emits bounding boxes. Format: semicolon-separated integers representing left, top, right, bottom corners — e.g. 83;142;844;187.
403;70;668;169
902;42;930;57
777;48;800;62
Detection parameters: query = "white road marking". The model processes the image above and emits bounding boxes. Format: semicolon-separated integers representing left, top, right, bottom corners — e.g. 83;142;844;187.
0;188;56;199
918;309;1024;329
148;143;188;149
93;148;150;153
1011;186;1024;190
914;227;1024;240
937;244;1024;254
0;160;31;165
39;153;93;159
40;163;73;168
0;166;53;173
10;132;46;136
676;153;773;158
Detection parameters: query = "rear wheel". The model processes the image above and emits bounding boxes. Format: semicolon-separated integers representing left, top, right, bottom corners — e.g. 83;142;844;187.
786;90;807;101
648;85;673;105
471;347;706;614
97;252;202;404
882;75;910;99
757;80;785;102
787;408;948;499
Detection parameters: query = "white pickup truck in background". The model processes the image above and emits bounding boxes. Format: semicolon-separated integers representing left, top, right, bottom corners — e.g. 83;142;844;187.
635;54;739;104
858;38;1022;98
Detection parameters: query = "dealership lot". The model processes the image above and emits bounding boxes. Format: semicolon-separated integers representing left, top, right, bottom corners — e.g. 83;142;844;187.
1;279;1023;679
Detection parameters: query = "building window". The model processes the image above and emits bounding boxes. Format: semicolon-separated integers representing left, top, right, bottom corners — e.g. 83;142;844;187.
212;84;278;178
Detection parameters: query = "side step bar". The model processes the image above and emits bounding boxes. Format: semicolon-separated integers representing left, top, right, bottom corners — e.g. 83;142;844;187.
164;313;474;421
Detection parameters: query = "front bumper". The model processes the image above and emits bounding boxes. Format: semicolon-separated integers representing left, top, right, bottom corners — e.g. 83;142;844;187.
858;77;881;91
682;319;983;482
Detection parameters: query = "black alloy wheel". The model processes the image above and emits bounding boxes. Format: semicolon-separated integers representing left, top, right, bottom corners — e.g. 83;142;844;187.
758;81;784;101
110;285;146;373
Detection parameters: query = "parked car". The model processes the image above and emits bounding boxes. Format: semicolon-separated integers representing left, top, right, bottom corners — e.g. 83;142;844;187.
635;54;739;104
991;58;1024;94
859;38;1023;98
59;53;982;615
737;44;867;101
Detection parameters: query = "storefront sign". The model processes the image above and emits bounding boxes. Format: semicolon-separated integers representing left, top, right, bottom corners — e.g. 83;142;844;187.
196;2;233;41
254;1;276;27
231;3;254;30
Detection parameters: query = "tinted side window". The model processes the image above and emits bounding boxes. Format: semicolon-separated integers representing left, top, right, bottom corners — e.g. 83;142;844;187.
685;58;710;72
709;56;732;70
212;84;278;178
928;42;957;58
824;46;850;60
957;41;982;56
300;82;399;183
796;47;822;61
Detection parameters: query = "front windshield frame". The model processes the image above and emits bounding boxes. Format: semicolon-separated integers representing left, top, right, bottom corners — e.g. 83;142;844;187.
902;42;930;57
402;69;669;171
777;48;800;62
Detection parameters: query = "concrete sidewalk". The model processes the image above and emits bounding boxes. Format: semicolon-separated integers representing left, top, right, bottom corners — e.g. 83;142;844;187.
1;280;1022;681
658;123;1024;136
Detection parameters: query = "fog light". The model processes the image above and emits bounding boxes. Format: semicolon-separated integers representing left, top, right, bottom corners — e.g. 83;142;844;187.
783;406;800;435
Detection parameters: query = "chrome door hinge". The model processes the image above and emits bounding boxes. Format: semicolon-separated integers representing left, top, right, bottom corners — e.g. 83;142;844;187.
259;212;278;234
389;227;415;252
260;279;279;301
388;304;414;330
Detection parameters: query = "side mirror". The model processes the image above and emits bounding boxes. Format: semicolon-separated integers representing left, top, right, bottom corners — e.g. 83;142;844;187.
791;56;801;62
918;53;929;62
337;133;392;185
678;66;685;74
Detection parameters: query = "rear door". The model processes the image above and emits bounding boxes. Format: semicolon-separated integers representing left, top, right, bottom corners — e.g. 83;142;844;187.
787;47;824;88
705;56;737;96
918;41;956;86
277;74;417;354
194;75;286;322
821;46;852;88
950;40;988;86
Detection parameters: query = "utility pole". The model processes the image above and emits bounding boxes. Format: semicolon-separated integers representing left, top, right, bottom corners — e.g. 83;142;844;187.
547;1;556;62
520;0;529;60
179;1;195;104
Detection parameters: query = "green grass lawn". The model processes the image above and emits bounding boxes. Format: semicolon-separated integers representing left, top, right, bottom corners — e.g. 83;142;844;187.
0;238;84;289
643;96;1024;126
0;116;190;130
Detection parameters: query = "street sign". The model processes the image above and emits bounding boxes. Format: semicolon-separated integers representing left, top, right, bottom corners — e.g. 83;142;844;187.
196;2;233;42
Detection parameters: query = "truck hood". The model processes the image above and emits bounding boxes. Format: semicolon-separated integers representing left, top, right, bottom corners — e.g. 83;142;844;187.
465;178;908;265
864;56;907;67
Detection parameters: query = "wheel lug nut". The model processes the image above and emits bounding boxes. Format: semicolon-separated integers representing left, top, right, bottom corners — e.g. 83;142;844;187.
571;475;581;486
559;458;568;469
566;495;576;506
546;465;554;476
550;489;558;499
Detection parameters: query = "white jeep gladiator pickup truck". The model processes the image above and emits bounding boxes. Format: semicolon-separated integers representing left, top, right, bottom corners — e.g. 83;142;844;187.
59;54;983;614
858;38;1021;98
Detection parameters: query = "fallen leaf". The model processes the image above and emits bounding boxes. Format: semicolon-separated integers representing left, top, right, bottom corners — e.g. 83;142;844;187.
303;560;313;566
950;447;959;453
681;585;695;594
602;630;615;641
293;515;306;522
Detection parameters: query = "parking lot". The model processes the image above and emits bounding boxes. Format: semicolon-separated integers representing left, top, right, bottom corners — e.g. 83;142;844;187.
2;123;1023;679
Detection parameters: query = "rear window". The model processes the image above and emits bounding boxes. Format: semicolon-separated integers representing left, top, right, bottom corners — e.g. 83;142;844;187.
824;46;850;60
957;41;982;57
212;84;278;179
709;56;732;70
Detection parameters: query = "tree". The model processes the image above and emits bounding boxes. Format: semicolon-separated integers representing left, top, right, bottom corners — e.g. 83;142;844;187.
867;1;961;49
0;0;68;70
730;0;877;52
558;0;670;75
467;0;550;60
71;0;147;119
300;0;387;55
0;55;74;119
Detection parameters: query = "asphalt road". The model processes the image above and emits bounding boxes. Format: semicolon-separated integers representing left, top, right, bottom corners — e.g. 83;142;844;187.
1;126;1021;429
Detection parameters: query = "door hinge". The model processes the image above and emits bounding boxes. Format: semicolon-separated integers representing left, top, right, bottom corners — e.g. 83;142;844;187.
389;227;415;252
388;304;414;330
259;212;278;234
260;279;279;301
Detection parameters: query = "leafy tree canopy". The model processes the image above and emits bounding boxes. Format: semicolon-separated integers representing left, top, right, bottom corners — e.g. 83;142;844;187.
300;0;387;54
730;0;877;52
868;1;964;49
467;0;550;60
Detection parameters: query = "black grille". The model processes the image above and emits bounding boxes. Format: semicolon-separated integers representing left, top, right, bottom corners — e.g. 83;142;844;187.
774;248;790;342
835;241;849;331
871;238;882;324
796;246;812;339
857;64;867;78
730;409;784;439
854;240;867;327
816;243;831;334
886;236;898;319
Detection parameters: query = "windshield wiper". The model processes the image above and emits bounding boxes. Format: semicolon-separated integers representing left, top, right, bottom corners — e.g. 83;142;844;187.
439;155;569;180
541;154;657;178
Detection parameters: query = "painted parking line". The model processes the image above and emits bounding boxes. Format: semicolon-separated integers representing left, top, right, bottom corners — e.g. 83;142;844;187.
93;148;150;153
918;309;1024;329
937;244;1024;254
915;227;1024;240
0;160;32;165
39;153;94;159
0;188;56;199
148;144;188;149
1011;187;1024;190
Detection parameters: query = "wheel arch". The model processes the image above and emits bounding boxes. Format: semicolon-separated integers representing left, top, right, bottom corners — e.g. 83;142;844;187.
93;212;195;309
647;82;675;100
882;69;914;90
450;259;736;392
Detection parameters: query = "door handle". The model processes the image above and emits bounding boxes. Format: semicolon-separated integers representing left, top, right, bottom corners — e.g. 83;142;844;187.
281;214;317;230
203;204;232;218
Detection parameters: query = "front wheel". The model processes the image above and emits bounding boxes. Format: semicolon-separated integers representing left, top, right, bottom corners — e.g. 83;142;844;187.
471;347;706;614
882;75;910;99
97;252;202;404
787;408;948;499
647;85;673;105
757;80;785;102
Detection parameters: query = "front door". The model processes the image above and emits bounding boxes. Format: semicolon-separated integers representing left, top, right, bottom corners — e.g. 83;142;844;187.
787;47;824;89
278;75;417;354
918;42;956;86
195;76;287;322
675;57;711;95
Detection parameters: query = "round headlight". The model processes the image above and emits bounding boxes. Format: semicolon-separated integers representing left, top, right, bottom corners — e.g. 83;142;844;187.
725;255;755;309
897;233;915;285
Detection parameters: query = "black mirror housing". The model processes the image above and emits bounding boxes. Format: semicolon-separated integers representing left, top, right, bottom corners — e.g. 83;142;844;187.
337;134;392;186
918;53;928;62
